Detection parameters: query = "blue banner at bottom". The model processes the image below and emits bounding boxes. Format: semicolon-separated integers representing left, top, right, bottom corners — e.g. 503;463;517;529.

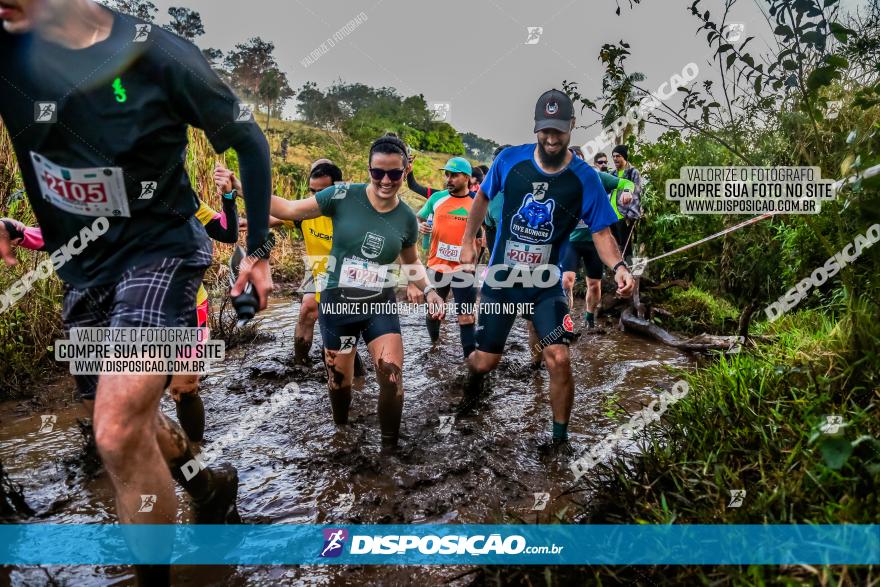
0;524;877;565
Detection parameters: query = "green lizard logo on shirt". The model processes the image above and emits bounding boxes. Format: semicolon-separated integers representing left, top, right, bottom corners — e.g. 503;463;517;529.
112;78;127;103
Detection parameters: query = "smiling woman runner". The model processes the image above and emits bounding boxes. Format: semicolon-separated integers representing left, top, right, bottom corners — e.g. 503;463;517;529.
269;135;445;453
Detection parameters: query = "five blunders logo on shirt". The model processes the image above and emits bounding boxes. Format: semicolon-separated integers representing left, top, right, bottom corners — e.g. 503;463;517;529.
511;194;555;243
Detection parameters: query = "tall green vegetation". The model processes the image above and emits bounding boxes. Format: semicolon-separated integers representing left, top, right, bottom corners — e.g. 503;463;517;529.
529;0;880;583
568;0;879;332
0;127;64;395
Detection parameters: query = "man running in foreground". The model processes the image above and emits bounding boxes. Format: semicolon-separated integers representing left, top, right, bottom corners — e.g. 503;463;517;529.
2;167;242;444
0;1;273;582
417;157;478;358
459;90;635;450
270;136;445;453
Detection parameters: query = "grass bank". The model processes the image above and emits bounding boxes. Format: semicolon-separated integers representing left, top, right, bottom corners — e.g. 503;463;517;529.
487;298;879;585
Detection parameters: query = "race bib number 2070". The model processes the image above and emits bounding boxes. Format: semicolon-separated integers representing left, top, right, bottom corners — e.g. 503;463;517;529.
30;152;130;218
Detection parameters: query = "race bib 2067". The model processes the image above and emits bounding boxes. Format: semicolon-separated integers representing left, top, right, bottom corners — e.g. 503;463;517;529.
504;241;551;269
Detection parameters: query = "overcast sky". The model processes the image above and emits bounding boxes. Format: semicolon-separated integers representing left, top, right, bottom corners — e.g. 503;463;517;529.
148;0;866;147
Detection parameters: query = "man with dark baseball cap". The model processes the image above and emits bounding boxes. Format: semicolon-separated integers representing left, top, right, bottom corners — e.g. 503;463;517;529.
459;89;634;453
534;89;576;133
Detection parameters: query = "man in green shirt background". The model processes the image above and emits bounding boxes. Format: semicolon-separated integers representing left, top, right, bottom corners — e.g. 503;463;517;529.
560;152;636;329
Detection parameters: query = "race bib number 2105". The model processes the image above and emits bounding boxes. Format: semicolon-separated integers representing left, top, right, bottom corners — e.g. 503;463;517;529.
30;152;130;218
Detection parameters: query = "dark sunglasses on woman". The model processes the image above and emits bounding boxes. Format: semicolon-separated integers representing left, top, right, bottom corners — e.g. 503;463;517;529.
369;167;406;181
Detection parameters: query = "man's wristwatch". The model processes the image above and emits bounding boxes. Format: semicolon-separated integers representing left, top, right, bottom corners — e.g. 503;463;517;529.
222;189;237;200
612;260;629;273
422;284;436;297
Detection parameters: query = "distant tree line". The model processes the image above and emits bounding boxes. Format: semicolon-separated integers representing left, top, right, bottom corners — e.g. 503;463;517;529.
100;0;293;132
100;1;497;152
295;81;468;155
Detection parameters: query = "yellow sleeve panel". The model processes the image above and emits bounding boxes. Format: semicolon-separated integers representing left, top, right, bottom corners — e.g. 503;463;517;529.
195;200;218;226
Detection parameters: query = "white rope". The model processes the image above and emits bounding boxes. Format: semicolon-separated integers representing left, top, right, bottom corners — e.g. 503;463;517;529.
630;164;880;276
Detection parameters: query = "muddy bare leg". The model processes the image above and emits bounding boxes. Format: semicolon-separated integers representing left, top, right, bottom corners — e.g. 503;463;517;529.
585;277;601;327
93;373;175;524
155;411;216;500
527;321;542;368
294;294;319;364
368;334;404;452
84;395;212;498
465;349;501;396
543;344;574;440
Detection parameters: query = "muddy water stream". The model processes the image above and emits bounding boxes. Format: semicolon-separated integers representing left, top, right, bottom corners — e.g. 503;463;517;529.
0;296;691;586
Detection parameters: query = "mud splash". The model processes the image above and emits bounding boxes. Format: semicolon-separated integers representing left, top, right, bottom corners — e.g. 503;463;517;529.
0;296;691;585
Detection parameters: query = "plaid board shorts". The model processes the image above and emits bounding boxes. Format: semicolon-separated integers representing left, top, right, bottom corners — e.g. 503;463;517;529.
62;247;211;401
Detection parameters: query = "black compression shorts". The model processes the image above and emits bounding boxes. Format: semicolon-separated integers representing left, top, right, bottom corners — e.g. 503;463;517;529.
318;287;401;350
474;283;575;354
560;240;604;280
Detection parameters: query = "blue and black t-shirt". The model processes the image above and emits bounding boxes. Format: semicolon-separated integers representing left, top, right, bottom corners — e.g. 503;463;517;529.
480;144;618;272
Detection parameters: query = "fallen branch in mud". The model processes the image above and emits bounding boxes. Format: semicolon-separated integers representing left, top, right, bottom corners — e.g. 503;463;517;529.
644;279;691;291
620;306;746;352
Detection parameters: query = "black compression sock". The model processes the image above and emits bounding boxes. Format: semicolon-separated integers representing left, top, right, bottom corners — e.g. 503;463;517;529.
584;311;595;328
329;386;352;425
552;421;569;442
175;394;205;442
293;335;312;364
377;365;403;451
169;453;215;503
459;323;476;359
426;316;441;343
464;370;487;396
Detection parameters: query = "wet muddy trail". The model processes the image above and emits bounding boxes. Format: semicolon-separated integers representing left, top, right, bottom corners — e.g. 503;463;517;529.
0;296;691;586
